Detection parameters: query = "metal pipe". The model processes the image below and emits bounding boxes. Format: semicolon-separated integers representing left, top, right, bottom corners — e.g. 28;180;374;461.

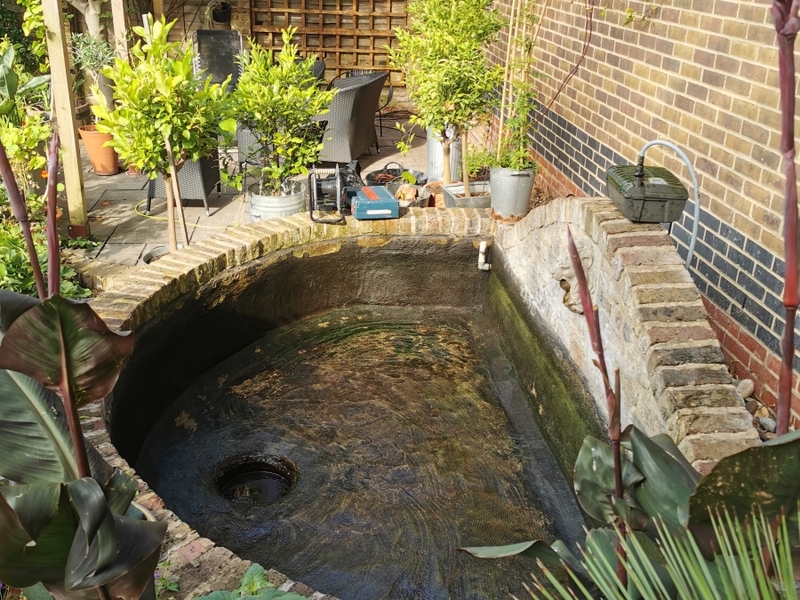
637;140;700;268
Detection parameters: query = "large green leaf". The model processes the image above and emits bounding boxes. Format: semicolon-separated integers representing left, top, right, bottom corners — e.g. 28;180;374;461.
0;62;18;101
0;369;79;483
573;436;643;525
103;469;139;516
67;478;119;580
65;515;166;594
689;430;800;540
0;296;134;406
17;75;51;95
627;427;698;531
0;484;76;587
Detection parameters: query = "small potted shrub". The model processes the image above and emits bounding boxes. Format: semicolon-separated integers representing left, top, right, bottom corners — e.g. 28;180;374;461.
70;32;119;175
390;0;504;186
93;16;235;251
224;27;335;221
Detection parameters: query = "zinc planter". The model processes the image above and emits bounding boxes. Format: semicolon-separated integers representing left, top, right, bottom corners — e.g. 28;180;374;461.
441;181;491;208
78;125;119;176
248;180;307;222
489;167;534;219
426;128;462;182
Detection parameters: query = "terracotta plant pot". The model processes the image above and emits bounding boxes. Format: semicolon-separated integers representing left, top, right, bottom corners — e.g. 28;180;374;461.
78;125;119;176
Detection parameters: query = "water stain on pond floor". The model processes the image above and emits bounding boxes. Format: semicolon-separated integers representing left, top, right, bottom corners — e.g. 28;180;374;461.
137;306;564;600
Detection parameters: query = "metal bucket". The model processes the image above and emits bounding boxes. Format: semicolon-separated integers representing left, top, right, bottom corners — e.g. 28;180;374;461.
426;129;462;182
248;180;307;222
489;167;534;219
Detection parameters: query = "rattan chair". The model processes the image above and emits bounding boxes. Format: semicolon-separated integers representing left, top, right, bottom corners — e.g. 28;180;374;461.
317;71;390;163
145;150;220;216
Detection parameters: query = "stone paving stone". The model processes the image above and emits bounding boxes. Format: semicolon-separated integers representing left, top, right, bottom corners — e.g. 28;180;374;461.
93;242;147;265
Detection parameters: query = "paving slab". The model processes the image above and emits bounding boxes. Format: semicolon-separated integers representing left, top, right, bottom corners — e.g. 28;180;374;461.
94;242;148;265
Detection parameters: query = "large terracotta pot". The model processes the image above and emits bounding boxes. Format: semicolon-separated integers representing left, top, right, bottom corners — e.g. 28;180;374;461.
78;125;119;176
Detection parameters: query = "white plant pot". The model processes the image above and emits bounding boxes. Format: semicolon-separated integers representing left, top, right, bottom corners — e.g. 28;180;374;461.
489;167;535;219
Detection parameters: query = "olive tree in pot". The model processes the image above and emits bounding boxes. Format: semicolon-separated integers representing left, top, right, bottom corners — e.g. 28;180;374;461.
70;32;119;175
224;27;335;222
389;0;503;188
93;16;235;252
0;133;167;600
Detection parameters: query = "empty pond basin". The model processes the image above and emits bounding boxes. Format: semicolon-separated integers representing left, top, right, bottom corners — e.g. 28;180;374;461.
136;305;585;599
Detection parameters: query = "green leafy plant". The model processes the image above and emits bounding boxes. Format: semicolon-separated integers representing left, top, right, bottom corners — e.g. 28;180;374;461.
93;15;236;252
70;32;115;107
0;45;50;126
389;0;504;187
223;27;335;197
0;132;167;600
154;561;179;596
0;112;51;208
195;564;307;600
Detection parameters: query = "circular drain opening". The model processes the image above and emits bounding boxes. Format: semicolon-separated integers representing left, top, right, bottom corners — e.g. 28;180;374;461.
216;458;297;505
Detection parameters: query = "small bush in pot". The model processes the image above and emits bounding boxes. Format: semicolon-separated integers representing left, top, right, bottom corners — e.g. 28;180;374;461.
223;27;335;218
93;15;235;251
389;0;504;187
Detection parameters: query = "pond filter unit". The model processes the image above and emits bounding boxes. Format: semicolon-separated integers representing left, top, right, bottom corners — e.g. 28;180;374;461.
606;157;688;223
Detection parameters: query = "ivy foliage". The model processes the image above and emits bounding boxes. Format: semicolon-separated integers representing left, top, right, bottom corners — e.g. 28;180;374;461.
93;16;236;179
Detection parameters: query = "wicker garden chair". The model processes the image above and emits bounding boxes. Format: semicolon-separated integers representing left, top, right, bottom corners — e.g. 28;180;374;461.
317;71;390;163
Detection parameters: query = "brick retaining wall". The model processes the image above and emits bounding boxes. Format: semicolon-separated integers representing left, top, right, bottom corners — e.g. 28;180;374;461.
484;0;799;421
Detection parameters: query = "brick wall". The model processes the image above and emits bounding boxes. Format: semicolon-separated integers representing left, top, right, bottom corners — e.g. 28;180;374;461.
489;0;800;420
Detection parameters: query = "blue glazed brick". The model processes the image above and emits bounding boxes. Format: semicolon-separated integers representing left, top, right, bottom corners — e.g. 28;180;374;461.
745;238;774;268
754;323;780;353
699;210;721;233
737;271;766;301
727;245;755;274
697;257;721;286
719;222;745;248
720;276;746;305
730;304;758;333
754;264;783;295
713;253;738;279
743;296;773;326
707;286;731;311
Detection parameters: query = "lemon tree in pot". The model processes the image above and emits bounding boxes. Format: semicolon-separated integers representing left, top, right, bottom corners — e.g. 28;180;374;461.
224;27;335;222
389;0;503;188
93;16;235;252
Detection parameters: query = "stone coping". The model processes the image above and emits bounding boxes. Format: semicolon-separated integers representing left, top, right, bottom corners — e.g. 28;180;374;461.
83;202;756;600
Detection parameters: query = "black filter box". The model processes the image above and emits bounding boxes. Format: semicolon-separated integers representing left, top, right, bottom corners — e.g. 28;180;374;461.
606;165;688;223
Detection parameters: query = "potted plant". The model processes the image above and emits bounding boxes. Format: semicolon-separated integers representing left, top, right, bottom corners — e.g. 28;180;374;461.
0;133;167;600
70;32;119;175
205;0;232;27
93;16;235;252
389;0;504;187
224;27;335;221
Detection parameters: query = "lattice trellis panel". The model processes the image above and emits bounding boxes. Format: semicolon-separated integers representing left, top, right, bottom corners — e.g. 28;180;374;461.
250;0;406;85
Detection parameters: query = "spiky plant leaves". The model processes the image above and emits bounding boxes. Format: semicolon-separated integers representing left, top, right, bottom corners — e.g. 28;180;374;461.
573;436;643;525
0;295;134;406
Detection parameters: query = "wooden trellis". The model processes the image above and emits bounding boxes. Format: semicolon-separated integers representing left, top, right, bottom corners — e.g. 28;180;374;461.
250;0;407;85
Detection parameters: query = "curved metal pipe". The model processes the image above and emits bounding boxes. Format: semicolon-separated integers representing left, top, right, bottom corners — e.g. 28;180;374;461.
637;140;700;269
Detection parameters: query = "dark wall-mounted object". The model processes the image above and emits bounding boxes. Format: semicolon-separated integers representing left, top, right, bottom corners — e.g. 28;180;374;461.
606;164;688;223
212;1;232;22
192;29;243;92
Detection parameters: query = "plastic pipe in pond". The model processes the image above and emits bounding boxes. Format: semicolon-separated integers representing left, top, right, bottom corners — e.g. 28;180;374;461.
637;139;700;268
478;240;491;271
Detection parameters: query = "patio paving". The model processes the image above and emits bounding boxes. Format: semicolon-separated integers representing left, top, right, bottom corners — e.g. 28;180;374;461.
68;116;428;289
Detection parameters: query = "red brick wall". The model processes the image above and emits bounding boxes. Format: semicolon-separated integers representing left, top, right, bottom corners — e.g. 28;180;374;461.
485;0;799;421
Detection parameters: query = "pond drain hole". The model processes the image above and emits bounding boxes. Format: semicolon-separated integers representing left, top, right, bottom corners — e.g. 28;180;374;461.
215;458;297;505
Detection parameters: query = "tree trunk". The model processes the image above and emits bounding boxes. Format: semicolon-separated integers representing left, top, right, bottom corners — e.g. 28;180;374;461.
442;139;452;185
163;174;178;252
461;134;471;197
